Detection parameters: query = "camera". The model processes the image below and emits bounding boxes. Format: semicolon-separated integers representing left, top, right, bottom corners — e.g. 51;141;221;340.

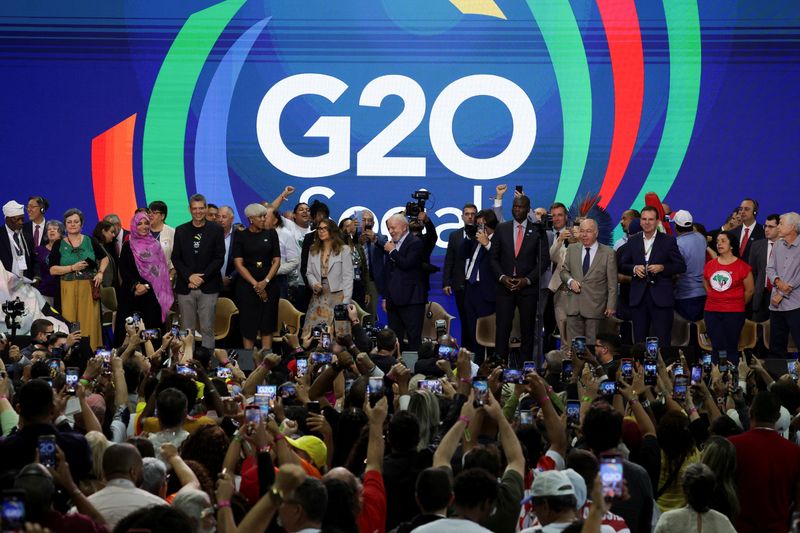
2;298;26;333
539;213;554;231
405;189;430;218
334;304;349;321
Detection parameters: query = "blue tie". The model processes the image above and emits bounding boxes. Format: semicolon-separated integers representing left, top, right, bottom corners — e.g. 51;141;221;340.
582;247;591;276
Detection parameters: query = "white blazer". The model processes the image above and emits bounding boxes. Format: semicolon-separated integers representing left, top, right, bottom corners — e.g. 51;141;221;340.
306;248;354;302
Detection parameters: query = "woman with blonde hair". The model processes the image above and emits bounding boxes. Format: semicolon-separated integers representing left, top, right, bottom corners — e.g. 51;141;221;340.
303;218;353;335
80;430;110;496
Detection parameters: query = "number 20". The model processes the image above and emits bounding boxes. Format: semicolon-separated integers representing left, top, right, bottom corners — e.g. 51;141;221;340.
256;73;536;180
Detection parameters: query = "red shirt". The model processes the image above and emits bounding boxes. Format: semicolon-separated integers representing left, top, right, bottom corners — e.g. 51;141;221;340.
730;428;800;533
704;257;751;312
358;470;386;533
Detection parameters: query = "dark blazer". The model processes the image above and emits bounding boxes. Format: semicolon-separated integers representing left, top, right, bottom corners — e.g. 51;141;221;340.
23;220;48;248
732;223;765;262
383;232;427;306
619;232;686;307
0;226;36;279
299;231;315;287
362;234;387;295
490;219;550;289
747;238;771;319
459;236;495;303
443;228;466;291
171;221;226;294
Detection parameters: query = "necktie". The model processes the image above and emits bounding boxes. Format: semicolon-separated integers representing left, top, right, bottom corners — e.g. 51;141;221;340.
12;232;21;254
514;224;523;257
740;227;750;257
766;242;774;291
33;224;40;246
551;232;559;273
582;247;591;276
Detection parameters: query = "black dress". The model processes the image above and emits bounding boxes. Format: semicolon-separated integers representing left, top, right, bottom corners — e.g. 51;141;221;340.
114;241;166;346
233;228;281;340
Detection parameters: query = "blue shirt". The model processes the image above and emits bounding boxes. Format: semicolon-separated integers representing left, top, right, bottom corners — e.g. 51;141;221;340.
674;231;707;299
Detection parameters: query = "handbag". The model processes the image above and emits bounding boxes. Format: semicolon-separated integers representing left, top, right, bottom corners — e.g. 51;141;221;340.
92;283;101;301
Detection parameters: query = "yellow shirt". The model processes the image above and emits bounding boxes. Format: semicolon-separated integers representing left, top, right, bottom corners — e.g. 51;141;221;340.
656;448;700;512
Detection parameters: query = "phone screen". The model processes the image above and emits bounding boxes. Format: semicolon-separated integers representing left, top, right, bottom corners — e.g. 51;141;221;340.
437;345;458;362
502;368;524;384
600;455;624;499
566;400;581;425
245;405;261;425
473;379;488;406
217;367;232;379
320;332;331;350
312;352;333;365
621;359;633;381
644;363;657;385
38;435;56;468
523;361;537;374
572;336;587;357
1;492;25;532
519;410;533;425
673;376;688;401
368;377;385;406
66;368;79;394
418;379;443;394
296;358;308;377
673;366;685;376
599;380;617;397
645;337;659;360
561;361;573;382
691;366;702;385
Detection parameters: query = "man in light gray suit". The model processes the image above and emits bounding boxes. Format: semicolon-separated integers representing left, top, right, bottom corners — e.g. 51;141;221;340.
560;218;617;344
748;213;781;322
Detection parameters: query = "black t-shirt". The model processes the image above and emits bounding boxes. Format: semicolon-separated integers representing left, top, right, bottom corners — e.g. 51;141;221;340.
232;228;280;276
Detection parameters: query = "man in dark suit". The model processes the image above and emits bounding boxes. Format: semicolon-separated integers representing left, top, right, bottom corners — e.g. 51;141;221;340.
732;198;765;263
23;196;49;248
748;214;781;322
0;200;37;280
103;213;130;261
383;214;427;351
443;203;477;349
459;209;497;363
359;210;387;319
490;195;550;366
619;205;686;348
171;194;226;350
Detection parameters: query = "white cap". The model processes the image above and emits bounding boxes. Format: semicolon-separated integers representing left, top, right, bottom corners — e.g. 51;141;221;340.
672;209;693;228
2;200;24;218
531;470;576;498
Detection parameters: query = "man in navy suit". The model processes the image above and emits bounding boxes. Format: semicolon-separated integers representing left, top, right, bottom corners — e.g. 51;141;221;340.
490;195;550;366
359;209;386;320
383;214;427;350
459;209;498;363
443;203;477;349
732;198;765;263
619;205;687;348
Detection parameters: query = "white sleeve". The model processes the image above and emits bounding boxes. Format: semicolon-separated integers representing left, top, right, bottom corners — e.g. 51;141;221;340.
545;449;566;470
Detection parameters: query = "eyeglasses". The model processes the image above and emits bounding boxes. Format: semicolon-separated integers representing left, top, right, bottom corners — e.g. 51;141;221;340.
318;226;330;232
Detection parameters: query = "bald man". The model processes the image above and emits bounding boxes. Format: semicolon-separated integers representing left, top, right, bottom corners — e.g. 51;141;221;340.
559;218;617;344
383;214;427;350
83;443;167;528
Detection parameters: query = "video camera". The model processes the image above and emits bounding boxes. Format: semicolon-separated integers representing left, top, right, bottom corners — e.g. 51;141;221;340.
2;298;26;335
405;189;430;218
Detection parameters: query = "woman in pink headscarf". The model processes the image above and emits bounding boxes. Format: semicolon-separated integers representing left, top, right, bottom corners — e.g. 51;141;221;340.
113;211;174;346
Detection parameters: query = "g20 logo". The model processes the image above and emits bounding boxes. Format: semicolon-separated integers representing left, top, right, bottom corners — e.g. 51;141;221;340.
256;73;537;180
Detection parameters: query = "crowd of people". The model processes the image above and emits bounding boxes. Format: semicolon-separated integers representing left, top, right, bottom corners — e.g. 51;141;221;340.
0;185;798;533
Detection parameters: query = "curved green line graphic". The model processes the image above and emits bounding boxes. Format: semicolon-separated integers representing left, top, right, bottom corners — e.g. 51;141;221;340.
524;0;592;206
629;0;701;210
142;0;246;224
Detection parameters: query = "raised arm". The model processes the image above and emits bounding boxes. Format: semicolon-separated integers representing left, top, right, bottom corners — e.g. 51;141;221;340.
433;392;476;469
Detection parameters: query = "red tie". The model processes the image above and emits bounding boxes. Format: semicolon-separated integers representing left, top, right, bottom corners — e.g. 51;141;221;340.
514;224;523;257
33;225;40;246
766;242;774;291
740;227;750;256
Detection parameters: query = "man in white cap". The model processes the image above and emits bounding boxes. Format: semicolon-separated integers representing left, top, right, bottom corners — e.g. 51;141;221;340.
0;200;36;280
672;209;707;322
521;469;580;532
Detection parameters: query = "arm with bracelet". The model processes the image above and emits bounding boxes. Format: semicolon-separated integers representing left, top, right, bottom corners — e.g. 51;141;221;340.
529;373;567;460
433;391;476;469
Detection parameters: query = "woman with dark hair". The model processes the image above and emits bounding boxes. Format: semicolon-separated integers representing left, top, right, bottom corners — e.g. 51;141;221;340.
34;220;64;307
703;231;754;364
233;203;281;350
656;410;700;512
92;220;118;288
303;218;353;336
180;424;230;479
701;435;739;521
49;208;109;349
654;463;736;532
339;217;368;308
114;211;174;344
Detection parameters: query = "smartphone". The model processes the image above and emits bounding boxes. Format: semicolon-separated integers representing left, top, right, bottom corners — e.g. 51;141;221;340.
244;405;261;425
254;393;271;416
320;332;332;350
48;358;61;371
170;324;181;337
515;185;523;194
473;378;489;407
38;435;57;468
645;337;659;360
216;367;232;379
691;366;702;385
718;351;729;374
96;349;112;361
644;362;657;386
789;360;798;375
673;375;689;401
333;304;349;321
280;382;297;399
673;365;685;377
261;384;277;404
566;400;581;426
311;352;333;365
523;361;537;375
222;397;240;417
600;455;624;499
307;401;321;414
140;329;160;341
561;361;574;383
417;379;443;394
1;490;26;532
702;353;712;371
620;359;633;383
435;319;447;338
599;380;617;397
69;321;81;334
311;326;322;338
176;364;197;378
437;345;458;363
66;367;79;394
368;377;385;406
502;368;525;384
296;358;308;377
519;410;534;425
572;336;587;358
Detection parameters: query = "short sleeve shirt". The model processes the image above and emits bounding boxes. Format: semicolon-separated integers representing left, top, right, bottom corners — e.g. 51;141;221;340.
704;258;752;312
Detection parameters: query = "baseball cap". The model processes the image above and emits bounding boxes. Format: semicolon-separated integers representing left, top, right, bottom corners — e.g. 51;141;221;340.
286;435;327;470
531;470;576;498
672;210;693;228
